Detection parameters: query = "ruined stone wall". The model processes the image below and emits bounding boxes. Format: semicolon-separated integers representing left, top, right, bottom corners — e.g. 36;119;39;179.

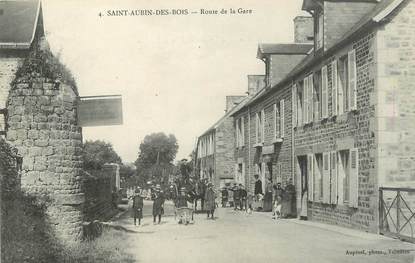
5;38;84;242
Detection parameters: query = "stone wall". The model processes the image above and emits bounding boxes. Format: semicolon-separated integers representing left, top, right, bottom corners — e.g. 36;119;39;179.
375;0;415;188
83;171;115;222
215;114;237;189
0;51;26;131
5;38;84;242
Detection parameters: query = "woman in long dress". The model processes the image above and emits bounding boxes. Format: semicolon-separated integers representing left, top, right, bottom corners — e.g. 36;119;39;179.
263;178;273;212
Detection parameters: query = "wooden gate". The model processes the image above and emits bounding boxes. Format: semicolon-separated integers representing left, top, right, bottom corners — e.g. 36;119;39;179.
379;187;415;243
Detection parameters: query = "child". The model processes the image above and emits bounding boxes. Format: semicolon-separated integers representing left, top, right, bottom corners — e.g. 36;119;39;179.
132;187;144;226
272;183;283;220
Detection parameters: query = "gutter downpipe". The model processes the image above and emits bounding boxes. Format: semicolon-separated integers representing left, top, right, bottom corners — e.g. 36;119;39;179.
248;105;251;194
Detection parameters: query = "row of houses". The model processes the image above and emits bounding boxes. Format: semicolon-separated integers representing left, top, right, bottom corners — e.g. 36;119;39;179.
195;0;415;235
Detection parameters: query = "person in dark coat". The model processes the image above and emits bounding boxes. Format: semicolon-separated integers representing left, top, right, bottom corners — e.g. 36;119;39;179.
152;185;165;224
221;188;229;207
239;184;247;211
263;178;273;212
254;174;263;196
282;179;296;218
204;182;216;219
132;187;144;226
232;184;241;210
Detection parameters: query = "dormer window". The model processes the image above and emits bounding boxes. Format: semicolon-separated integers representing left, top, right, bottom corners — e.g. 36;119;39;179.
315;11;324;50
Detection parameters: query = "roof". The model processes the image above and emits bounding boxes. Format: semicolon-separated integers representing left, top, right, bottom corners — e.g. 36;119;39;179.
0;0;42;49
236;0;405;113
198;95;251;139
257;43;313;59
302;0;379;11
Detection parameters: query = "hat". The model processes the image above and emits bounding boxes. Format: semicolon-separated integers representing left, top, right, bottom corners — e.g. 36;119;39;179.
135;189;140;193
155;184;161;189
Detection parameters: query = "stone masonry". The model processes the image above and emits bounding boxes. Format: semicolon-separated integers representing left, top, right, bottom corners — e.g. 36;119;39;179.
5;37;84;242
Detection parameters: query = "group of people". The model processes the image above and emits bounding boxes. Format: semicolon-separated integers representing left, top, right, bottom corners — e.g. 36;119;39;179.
220;184;248;210
130;181;218;226
256;175;296;219
131;184;165;226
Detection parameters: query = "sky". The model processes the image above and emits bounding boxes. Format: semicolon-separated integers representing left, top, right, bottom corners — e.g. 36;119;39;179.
41;0;307;163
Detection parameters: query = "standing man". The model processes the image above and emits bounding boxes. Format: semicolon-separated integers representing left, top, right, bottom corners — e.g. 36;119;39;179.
132;187;144;226
221;187;229;207
254;174;263;196
239;184;247;211
152;185;165;224
264;178;273;212
233;184;241;210
204;182;216;219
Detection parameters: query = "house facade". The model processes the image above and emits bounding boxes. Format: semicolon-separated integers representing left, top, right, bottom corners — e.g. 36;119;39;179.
232;17;314;196
231;0;415;234
195;95;246;190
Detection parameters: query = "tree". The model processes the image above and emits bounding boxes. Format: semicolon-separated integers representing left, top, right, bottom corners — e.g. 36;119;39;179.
135;133;178;168
134;133;179;185
83;140;122;171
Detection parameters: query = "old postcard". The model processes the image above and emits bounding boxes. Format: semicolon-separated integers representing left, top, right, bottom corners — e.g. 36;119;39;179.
1;0;414;262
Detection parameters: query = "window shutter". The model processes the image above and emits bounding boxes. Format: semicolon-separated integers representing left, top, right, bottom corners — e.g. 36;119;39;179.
241;116;245;146
349;148;359;208
242;162;246;186
308;74;314;123
322;65;328;119
303;77;308;124
331;61;338;116
274;104;278;138
261;109;265;143
235;121;238;148
348;50;357;111
307;154;314;201
292;84;297;127
261;162;266;185
330;151;338;204
322;152;330;203
280;99;285;138
255;113;259;143
337;152;344;204
235;163;239;182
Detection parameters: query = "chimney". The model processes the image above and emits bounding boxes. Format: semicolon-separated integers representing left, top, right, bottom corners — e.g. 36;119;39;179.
225;96;245;112
293;16;314;44
247;75;266;96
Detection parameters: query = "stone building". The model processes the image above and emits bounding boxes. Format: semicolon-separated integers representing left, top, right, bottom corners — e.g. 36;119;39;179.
195;95;247;190
231;17;314;195
0;0;84;243
230;0;415;234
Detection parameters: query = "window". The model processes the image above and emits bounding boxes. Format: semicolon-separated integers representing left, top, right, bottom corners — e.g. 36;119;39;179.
309;149;358;207
337;49;357;114
313;71;322;121
315;11;324;50
321;65;329;119
337;148;359;207
255;110;265;144
314;154;323;201
236;117;245;148
338;56;349;114
274;100;285;138
304;74;314;123
297;81;304;126
331;61;338;116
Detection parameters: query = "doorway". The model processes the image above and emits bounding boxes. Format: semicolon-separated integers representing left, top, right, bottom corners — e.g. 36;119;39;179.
298;156;308;219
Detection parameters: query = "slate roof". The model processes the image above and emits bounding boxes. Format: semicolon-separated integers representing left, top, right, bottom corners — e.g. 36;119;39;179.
257;43;313;59
0;0;42;49
199;96;250;138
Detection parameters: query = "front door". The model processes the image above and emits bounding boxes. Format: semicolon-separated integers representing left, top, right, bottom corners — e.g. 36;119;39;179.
298;156;308;218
